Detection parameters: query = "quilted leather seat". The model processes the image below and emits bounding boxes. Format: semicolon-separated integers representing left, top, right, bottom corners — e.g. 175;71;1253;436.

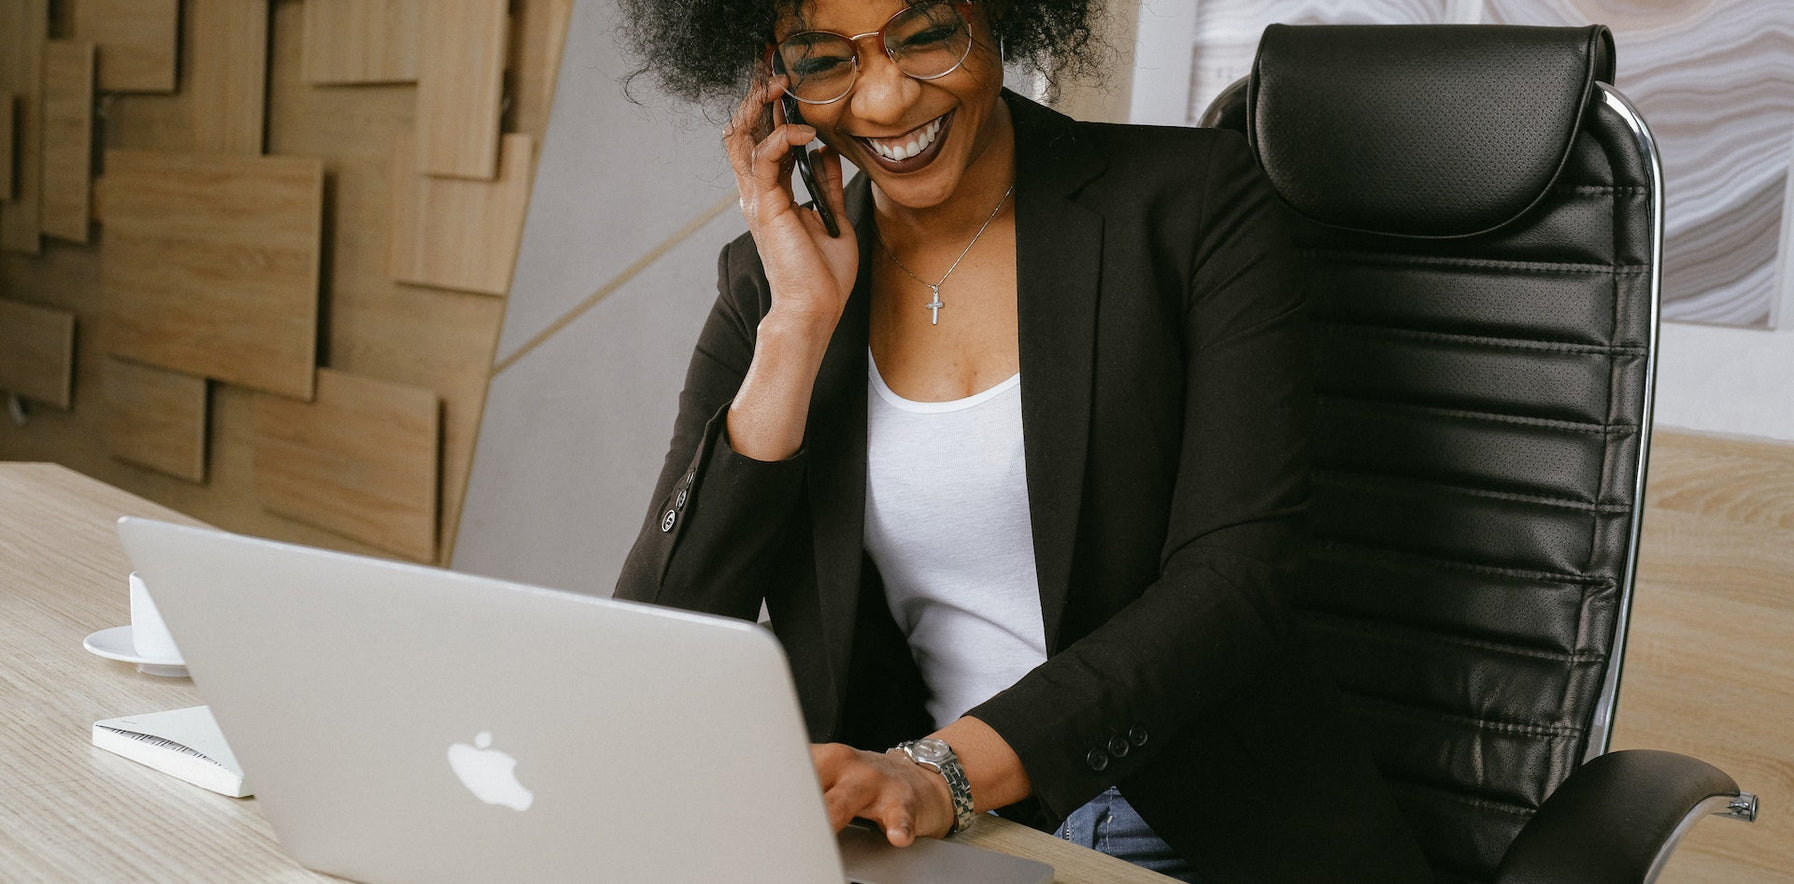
1203;24;1756;883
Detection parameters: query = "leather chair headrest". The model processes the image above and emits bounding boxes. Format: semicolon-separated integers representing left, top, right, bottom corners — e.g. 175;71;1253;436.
1248;24;1616;238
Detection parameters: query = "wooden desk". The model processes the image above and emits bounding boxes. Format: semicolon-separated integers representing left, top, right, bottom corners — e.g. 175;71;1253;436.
0;463;1172;883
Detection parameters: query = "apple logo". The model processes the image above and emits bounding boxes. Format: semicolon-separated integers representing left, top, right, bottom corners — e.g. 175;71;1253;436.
447;731;535;811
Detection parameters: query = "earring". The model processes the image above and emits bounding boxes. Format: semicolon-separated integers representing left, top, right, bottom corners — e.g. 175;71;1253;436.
1000;35;1007;64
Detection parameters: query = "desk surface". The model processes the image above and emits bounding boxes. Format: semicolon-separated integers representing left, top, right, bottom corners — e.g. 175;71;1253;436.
0;463;1172;883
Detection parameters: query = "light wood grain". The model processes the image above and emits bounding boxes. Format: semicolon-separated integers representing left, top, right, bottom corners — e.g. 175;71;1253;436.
504;0;572;139
0;297;74;408
1;93;15;200
1611;429;1794;882
0;464;1167;882
102;149;323;400
301;0;421;85
71;0;179;93
2;0;559;568
0;0;47;253
389;131;534;295
187;0;269;156
40;39;94;243
103;357;209;484
415;0;508;179
251;369;440;562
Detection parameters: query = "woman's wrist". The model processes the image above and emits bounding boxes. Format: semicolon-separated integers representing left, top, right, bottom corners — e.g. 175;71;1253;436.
726;306;838;462
931;716;1033;814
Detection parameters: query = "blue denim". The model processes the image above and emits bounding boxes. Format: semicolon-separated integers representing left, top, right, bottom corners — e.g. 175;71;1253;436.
1053;787;1196;881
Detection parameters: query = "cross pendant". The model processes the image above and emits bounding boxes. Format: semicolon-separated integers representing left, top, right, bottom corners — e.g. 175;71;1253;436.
925;285;944;325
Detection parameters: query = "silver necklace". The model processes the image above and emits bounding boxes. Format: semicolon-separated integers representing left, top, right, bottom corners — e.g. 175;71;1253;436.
877;183;1015;326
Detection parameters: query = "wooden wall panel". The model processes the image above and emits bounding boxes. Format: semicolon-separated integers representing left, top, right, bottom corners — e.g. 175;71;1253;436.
302;0;421;85
389;132;533;295
0;0;47;254
71;0;178;93
103;150;323;400
1;94;14;200
40;41;94;244
1612;430;1794;882
252;369;440;562
1;0;570;567
0;298;74;408
187;0;269;156
504;0;572;139
415;0;508;179
103;358;207;483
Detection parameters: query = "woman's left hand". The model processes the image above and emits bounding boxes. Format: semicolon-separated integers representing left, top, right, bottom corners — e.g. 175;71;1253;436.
810;743;956;846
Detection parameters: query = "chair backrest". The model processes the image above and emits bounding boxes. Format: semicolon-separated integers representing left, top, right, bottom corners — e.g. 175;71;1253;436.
1204;24;1662;883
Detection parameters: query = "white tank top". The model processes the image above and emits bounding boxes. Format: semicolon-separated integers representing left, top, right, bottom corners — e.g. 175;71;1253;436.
864;352;1049;730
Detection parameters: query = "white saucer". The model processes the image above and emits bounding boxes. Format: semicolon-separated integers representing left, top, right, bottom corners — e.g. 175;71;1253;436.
83;626;188;678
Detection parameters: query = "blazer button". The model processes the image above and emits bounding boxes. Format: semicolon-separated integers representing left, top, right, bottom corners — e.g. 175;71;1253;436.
1129;726;1149;747
1108;736;1130;758
674;488;689;509
659;510;677;533
1085;749;1110;772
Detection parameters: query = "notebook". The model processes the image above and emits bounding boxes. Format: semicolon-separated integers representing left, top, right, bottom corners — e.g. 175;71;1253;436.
115;517;1052;884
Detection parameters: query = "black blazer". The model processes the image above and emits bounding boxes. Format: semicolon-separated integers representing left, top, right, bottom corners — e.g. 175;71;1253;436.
618;92;1428;882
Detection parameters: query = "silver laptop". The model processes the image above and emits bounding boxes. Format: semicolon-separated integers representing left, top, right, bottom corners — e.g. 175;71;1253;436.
117;517;1052;884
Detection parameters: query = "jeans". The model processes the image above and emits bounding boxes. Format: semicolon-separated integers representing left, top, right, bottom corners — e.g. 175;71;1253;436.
1053;787;1196;882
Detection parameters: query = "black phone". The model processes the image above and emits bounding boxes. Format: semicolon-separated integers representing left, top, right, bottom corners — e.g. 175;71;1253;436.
772;62;841;238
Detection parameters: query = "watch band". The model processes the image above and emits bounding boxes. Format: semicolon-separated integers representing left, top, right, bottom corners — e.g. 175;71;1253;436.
896;738;976;835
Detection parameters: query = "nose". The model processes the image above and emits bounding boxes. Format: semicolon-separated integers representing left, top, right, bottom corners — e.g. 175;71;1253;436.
848;47;921;128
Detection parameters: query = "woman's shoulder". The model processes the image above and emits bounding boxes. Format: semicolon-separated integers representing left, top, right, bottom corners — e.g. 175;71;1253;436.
1007;91;1260;206
1076;119;1260;195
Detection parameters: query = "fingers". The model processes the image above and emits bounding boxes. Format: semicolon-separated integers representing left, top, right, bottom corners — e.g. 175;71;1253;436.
814;145;848;220
809;744;952;846
724;76;818;226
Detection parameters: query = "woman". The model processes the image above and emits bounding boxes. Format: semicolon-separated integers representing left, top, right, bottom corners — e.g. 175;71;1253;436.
615;1;1429;880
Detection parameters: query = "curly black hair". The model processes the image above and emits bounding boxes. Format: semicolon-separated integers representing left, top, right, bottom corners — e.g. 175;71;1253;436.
616;0;1104;108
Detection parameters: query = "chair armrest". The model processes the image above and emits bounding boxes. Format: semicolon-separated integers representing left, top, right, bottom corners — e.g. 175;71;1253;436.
1495;749;1755;884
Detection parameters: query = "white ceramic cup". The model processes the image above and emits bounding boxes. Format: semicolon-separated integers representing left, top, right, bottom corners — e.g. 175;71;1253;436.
128;571;183;664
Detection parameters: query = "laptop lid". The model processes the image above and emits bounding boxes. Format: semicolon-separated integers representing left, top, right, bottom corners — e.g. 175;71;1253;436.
118;516;850;883
116;518;1051;884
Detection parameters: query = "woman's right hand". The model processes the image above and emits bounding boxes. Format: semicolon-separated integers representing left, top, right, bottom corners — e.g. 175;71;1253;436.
723;75;859;330
718;75;859;462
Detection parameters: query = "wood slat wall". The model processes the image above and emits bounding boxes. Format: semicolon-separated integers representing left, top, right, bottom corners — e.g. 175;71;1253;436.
0;297;74;408
1613;429;1794;882
102;150;323;401
301;0;421;85
0;0;47;254
102;357;208;483
40;40;94;244
389;131;534;296
187;0;270;156
0;0;570;565
1;94;15;200
251;368;440;562
415;0;508;179
70;0;179;93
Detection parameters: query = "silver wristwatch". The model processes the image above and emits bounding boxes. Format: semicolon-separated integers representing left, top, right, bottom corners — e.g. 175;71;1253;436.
896;738;975;835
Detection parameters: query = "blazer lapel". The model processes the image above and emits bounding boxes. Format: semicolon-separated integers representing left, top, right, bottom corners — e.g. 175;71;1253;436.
1008;92;1106;653
808;174;877;714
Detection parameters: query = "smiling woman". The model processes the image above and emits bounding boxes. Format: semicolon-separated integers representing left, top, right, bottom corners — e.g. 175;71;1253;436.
608;2;1431;882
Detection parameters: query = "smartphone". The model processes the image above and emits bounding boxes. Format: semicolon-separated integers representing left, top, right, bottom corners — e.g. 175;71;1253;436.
771;60;841;238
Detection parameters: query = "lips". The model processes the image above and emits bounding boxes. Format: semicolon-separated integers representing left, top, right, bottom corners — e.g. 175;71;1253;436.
856;111;953;173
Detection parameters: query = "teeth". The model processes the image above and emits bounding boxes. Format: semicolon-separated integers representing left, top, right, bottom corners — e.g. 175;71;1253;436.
870;116;943;162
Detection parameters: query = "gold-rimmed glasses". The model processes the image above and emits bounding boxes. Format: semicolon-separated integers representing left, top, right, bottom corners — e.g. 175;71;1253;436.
773;2;977;104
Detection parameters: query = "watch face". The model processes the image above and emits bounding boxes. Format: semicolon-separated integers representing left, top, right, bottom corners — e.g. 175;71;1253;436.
907;738;953;765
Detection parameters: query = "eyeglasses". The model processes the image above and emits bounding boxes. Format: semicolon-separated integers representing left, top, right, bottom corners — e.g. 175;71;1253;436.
773;1;976;105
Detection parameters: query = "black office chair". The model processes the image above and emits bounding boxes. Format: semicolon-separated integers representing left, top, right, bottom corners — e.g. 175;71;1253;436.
1201;25;1757;884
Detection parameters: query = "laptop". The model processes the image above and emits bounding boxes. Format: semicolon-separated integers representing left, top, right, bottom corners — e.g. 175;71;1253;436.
116;517;1052;884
